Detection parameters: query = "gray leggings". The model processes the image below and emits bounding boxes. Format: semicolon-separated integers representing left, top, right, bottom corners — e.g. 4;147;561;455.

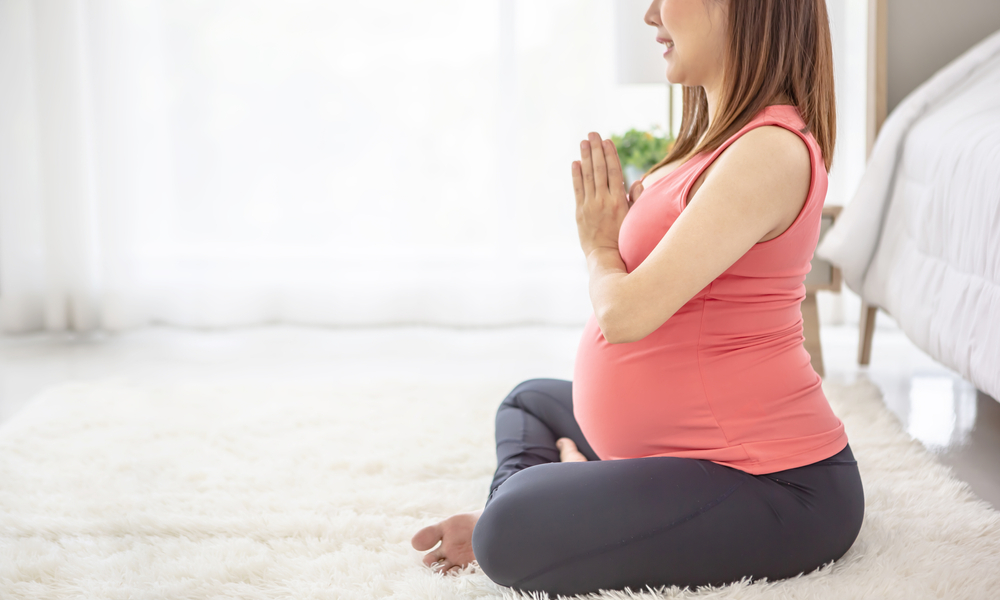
471;378;865;596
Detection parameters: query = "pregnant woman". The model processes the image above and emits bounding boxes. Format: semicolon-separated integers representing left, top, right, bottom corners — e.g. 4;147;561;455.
411;0;864;595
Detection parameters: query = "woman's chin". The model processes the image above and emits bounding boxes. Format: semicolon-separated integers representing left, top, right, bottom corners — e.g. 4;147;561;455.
662;64;681;85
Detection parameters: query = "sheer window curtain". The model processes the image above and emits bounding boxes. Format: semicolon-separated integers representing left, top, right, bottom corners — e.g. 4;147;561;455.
0;0;863;334
0;0;674;332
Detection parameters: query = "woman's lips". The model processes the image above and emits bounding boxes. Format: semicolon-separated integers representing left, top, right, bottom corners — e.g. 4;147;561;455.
656;36;675;56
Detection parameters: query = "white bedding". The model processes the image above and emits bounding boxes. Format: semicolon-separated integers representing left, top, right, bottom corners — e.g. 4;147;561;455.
817;29;1000;401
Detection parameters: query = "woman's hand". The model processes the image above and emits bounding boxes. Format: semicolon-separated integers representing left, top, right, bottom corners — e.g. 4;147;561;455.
571;132;644;258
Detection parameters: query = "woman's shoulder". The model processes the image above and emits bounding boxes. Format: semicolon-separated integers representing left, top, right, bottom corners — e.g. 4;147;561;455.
732;105;813;173
736;122;810;168
703;117;812;224
645;104;814;198
748;104;811;138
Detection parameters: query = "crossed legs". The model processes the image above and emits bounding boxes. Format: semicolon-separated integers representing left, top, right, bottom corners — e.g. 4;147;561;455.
410;379;590;574
411;378;864;596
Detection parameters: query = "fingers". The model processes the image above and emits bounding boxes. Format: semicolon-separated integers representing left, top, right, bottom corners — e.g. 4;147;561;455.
628;180;644;207
579;140;595;201
571;161;584;210
588;132;608;192
604;138;625;196
575;132;628;217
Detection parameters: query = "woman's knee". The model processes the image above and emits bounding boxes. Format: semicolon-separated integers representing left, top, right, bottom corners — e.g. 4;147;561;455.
472;467;548;586
499;378;567;411
471;487;520;586
503;378;548;404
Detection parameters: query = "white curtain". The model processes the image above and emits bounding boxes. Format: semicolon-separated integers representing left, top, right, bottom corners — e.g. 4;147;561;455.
0;0;862;333
0;0;675;332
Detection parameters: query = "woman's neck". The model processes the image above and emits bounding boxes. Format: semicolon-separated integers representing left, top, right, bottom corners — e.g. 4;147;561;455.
705;87;794;131
769;93;793;106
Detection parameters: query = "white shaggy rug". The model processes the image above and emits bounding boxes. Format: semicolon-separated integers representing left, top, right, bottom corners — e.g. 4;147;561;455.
0;376;998;600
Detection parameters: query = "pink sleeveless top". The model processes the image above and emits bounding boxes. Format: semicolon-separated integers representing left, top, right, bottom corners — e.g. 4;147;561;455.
572;104;848;475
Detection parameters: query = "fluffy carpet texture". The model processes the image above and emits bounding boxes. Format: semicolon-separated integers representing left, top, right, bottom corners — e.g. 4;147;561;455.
0;376;998;599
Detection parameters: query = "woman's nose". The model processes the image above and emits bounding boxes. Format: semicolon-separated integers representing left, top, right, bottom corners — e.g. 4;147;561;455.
644;1;660;27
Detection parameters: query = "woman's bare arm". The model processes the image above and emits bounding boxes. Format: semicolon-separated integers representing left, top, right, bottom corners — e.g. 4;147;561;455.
585;125;811;344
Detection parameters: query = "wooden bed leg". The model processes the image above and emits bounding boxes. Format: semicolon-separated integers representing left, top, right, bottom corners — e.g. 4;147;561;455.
802;291;825;379
858;303;878;366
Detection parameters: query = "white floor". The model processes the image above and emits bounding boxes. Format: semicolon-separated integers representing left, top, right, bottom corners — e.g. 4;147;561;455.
1;315;997;510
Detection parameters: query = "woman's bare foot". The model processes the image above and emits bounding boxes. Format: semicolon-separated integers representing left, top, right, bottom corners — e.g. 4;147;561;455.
556;437;588;462
411;509;483;575
413;441;586;574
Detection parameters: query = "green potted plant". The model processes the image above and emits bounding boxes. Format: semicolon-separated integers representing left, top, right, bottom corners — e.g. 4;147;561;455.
610;125;674;190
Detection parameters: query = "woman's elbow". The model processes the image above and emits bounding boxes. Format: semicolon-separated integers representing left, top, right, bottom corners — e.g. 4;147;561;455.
605;331;636;344
597;306;671;344
599;326;625;344
596;310;640;344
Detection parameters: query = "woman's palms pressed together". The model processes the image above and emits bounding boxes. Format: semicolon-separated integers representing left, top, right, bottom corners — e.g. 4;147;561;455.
571;132;644;259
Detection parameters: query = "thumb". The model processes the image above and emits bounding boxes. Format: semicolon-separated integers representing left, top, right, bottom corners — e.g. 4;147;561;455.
628;180;644;206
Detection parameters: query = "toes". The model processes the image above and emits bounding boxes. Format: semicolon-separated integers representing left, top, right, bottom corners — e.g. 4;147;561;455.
411;523;443;551
415;513;479;572
422;547;446;568
432;560;455;574
557;437;587;462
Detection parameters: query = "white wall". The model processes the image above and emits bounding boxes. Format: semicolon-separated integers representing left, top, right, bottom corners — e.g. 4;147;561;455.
820;0;870;328
887;0;1000;114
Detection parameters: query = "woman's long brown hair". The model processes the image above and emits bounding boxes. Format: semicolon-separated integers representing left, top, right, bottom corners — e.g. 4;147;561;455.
643;0;837;176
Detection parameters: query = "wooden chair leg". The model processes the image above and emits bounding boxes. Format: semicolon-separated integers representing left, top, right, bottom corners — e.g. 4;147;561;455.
858;302;878;365
801;291;824;379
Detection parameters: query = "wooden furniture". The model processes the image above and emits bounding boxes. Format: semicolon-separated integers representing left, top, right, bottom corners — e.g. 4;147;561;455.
853;0;1000;368
802;204;844;378
857;0;889;367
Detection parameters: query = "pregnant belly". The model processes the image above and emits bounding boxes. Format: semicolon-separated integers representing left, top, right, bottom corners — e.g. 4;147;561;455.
571;312;730;461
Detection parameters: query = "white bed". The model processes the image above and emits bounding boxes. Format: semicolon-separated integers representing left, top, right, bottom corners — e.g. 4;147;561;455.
817;28;1000;402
